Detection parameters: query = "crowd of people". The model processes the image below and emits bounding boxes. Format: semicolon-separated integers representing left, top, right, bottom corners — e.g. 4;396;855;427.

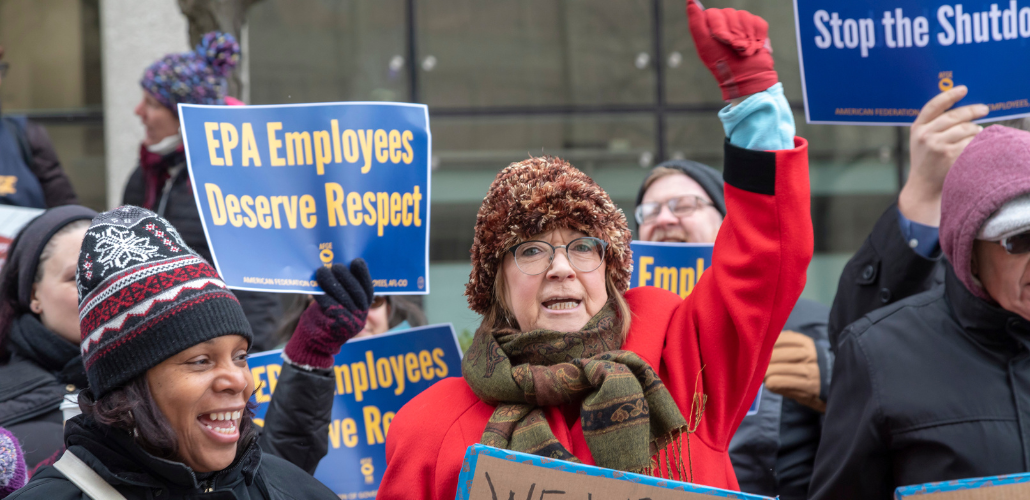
0;1;1028;499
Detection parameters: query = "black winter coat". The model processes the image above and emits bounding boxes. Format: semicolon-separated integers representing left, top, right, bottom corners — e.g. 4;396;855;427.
809;265;1030;499
827;204;944;352
6;416;337;499
122;157;282;351
0;352;74;470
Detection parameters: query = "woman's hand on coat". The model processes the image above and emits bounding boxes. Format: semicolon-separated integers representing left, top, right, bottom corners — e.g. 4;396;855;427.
283;259;375;370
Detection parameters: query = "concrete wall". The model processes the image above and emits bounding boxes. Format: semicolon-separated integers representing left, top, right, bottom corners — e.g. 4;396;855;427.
99;0;188;208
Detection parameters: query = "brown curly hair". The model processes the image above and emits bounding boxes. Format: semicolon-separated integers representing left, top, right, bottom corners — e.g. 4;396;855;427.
465;156;633;326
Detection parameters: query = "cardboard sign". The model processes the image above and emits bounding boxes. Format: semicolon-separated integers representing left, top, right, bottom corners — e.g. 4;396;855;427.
457;444;773;500
248;324;462;498
0;205;44;273
629;241;713;299
895;472;1030;499
178;102;431;294
793;0;1030;124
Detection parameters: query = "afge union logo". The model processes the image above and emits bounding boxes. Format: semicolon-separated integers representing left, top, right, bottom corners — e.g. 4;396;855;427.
319;242;333;267
360;457;374;484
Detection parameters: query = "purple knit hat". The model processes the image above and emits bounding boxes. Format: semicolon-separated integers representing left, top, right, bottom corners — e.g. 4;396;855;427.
941;125;1030;300
140;32;239;111
0;428;26;497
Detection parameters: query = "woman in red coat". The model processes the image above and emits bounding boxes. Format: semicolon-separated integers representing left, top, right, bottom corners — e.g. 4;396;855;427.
381;3;812;498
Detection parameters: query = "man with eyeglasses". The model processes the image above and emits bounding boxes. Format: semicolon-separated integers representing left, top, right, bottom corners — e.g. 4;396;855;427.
809;124;1030;499
634;159;830;500
0;45;78;209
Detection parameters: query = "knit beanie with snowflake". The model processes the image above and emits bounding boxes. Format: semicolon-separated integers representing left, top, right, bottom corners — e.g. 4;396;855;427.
77;206;251;397
140;31;240;111
0;427;26;498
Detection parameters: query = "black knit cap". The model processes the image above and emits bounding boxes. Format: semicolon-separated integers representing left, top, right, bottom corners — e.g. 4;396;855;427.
634;159;727;217
12;205;98;306
77;206;251;397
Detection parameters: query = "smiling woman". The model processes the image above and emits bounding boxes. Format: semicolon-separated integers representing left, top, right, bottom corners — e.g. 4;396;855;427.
6;207;340;500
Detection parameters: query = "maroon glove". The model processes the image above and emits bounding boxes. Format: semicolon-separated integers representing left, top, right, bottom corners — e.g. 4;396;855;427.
687;0;778;101
284;259;374;370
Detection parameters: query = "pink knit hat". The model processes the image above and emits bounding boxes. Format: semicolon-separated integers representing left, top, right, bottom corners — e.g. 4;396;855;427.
940;125;1030;300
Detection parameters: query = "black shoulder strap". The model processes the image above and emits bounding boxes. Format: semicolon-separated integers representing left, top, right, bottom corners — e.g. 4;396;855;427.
3;115;35;169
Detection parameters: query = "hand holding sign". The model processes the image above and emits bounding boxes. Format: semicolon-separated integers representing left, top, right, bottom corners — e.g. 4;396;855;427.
284;259;375;369
686;0;778;101
900;86;990;226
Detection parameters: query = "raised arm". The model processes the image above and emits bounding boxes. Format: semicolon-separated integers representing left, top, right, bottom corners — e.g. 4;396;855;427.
659;0;813;451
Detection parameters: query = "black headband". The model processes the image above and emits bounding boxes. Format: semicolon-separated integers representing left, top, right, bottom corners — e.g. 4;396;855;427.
14;205;97;306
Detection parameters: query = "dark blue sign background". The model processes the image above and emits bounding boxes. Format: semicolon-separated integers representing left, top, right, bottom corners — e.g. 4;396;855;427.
248;324;462;498
630;241;713;298
794;0;1030;124
179;102;430;294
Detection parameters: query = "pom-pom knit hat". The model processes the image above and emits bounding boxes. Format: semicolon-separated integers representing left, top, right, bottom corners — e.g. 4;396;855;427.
140;31;240;111
941;125;1030;300
465;156;633;314
77;206;251;397
0;427;26;497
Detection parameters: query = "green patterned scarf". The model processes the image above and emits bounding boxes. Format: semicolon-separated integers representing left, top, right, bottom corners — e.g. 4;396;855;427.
462;304;689;473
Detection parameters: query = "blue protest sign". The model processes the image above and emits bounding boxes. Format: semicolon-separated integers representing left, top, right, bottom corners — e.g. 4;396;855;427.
793;0;1030;124
248;324;462;498
895;471;1030;498
629;241;713;298
178;102;430;294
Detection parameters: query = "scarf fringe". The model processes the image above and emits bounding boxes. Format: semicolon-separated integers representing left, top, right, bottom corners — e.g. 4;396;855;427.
644;366;708;483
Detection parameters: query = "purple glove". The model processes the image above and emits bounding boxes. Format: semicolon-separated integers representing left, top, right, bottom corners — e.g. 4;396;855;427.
0;428;26;498
284;259;375;370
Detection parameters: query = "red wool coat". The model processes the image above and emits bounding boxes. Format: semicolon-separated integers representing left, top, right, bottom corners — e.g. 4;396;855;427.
381;138;813;499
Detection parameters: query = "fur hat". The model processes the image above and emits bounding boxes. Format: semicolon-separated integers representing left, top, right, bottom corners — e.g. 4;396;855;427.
465;157;633;315
941;125;1030;300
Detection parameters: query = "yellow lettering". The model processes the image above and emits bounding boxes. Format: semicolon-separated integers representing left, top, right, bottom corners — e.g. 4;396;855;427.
205;122;223;166
377;192;389;236
331;120;342;163
388;130;402;163
251;366;270;403
401;130;414;164
405;352;421;383
342;418;359;448
205;184;227;225
313;130;331;175
419;350;434;381
328;420;341;449
334;364;352;395
639;256;654;287
267;364;281;393
241;123;261;166
390;192;402;227
285;131;313;166
389;355;406;396
366;351;378;390
351;362;369;402
300;195;317;229
363;192;376;226
342;129;360;163
219;123;238;166
357;129;374;174
374;129;389;164
679;267;695;298
270;196;284;229
240;195;257;228
255;196;273;229
402;193;413;226
655;266;678;293
267;122;286;166
282;195;299;229
383;411;395;437
325;183;346;227
375;357;393;389
347;192;363;226
432;348;448;378
225;195;242;227
363;406;384;445
412;186;422;227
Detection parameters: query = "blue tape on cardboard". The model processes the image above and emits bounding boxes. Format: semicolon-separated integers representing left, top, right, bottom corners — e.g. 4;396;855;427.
895;471;1030;498
178;102;430;294
793;0;1030;124
456;444;774;500
249;323;462;498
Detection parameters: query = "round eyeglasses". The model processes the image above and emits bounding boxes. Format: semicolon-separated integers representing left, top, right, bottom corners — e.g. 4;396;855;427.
506;237;608;276
635;195;713;225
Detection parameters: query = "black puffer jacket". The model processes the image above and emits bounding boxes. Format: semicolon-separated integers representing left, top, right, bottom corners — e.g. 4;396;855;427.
809;264;1030;499
7;416;337;499
0;352;73;470
123;154;282;351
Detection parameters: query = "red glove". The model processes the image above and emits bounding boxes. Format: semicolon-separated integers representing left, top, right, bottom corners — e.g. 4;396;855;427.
284;259;374;370
686;0;778;101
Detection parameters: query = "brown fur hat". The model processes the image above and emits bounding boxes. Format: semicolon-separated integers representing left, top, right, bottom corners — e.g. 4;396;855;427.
465;156;633;314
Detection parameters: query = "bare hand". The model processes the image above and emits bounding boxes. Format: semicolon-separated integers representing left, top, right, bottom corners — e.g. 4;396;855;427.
900;86;988;226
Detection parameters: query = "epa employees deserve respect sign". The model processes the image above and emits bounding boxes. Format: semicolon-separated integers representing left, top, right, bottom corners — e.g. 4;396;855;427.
179;102;430;294
793;0;1030;124
249;324;462;498
630;241;713;298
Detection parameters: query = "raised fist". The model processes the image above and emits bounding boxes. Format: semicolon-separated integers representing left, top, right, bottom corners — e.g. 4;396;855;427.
687;0;778;101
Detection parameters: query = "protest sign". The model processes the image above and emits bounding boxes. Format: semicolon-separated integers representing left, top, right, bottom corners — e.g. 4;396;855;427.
895;472;1030;499
178;102;430;294
456;444;774;500
0;205;44;273
630;241;713;298
792;0;1030;124
249;323;462;498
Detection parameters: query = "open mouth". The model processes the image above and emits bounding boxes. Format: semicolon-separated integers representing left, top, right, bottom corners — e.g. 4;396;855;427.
197;410;242;437
542;298;581;311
